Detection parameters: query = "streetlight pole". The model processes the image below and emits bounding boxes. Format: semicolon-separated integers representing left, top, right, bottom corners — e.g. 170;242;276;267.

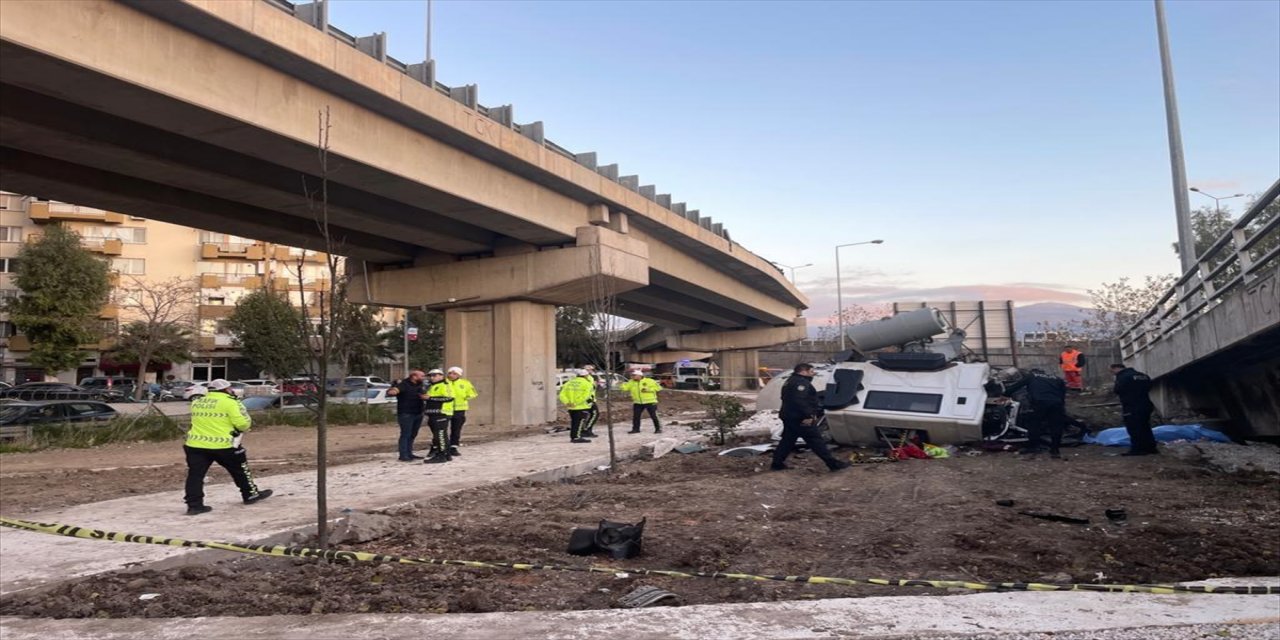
773;262;813;284
835;240;885;350
1189;187;1246;216
1154;0;1196;271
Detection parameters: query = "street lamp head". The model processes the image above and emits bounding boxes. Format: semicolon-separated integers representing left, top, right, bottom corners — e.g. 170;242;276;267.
870;239;885;244
1231;193;1245;198
1189;187;1201;192
797;263;814;269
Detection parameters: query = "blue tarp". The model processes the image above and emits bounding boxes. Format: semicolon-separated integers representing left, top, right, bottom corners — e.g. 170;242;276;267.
1082;424;1233;447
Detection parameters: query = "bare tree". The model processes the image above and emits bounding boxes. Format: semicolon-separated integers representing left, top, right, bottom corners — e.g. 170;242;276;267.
115;276;199;399
294;106;345;549
817;303;891;342
582;241;622;470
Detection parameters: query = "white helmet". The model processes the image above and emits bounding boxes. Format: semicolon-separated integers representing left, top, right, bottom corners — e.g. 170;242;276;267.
447;366;463;375
426;368;445;376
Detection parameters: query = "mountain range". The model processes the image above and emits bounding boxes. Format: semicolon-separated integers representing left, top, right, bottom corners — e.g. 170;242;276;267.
1013;302;1089;335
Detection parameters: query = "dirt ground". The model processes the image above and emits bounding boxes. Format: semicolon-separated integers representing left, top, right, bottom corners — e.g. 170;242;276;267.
4;431;1276;619
0;391;719;515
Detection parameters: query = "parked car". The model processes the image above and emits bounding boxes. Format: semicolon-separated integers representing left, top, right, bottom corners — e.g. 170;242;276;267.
332;388;395;405
78;377;138;401
241;393;310;412
234;379;280;396
0;382;101;401
0;400;118;425
327;376;389;396
281;377;320;395
183;381;247;400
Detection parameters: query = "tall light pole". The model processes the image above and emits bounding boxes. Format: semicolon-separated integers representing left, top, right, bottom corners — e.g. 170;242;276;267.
773;261;813;284
1154;0;1196;271
1189;187;1246;216
835;239;885;350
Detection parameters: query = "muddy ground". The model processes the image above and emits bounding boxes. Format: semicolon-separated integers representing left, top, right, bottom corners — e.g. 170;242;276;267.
0;391;719;514
4;430;1276;619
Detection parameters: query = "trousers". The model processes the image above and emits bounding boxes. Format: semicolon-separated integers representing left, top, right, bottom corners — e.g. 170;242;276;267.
184;445;259;506
397;413;424;460
1026;404;1065;452
1123;406;1157;453
449;410;467;448
426;414;450;455
631;403;660;431
771;418;842;470
569;409;592;439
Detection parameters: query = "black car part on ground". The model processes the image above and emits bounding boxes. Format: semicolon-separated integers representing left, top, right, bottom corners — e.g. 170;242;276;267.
567;518;646;560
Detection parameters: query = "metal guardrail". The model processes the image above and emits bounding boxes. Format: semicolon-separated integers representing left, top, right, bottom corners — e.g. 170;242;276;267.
256;0;733;243
1119;178;1280;360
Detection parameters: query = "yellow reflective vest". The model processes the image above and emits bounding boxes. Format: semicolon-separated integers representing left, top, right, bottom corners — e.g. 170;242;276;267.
186;391;251;449
620;377;661;405
450;378;478;411
424;380;454;416
558;376;595;410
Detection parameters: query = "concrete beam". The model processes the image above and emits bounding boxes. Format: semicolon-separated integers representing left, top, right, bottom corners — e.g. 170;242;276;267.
0;148;414;262
348;225;649;308
665;322;808;352
621;349;713;364
618;289;750;328
614;301;703;333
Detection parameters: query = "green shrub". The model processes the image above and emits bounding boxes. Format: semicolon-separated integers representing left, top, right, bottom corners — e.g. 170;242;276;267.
700;394;747;445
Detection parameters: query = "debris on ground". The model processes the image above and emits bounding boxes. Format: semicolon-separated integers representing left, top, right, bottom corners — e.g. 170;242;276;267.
616;585;680;608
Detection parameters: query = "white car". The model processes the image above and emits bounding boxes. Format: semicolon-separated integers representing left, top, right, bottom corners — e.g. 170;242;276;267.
331;387;394;405
184;382;246;400
235;379;281;396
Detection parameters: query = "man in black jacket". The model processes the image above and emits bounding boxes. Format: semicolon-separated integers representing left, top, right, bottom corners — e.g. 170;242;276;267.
1022;368;1067;459
1110;363;1158;456
770;363;849;472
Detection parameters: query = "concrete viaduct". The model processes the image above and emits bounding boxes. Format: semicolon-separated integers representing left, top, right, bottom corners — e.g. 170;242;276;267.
0;0;809;425
1121;179;1280;438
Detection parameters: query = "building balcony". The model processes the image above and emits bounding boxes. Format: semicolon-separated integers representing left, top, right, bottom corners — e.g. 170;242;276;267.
78;337;118;350
98;304;119;319
26;234;124;256
201;242;265;260
198;305;234;319
7;335;31;351
28;201;125;224
203;274;264;289
273;246;325;263
198;334;237;351
299;278;331;292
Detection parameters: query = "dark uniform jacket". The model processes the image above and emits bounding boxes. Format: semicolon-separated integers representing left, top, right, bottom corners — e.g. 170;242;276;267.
780;374;822;421
1112;367;1154;412
1025;371;1066;411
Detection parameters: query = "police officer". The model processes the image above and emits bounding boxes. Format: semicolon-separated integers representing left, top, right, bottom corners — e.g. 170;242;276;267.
1022;368;1067;459
445;366;478;457
770;363;849;472
559;369;596;443
422;369;455;464
183;379;272;515
1110;363;1158;456
621;369;662;434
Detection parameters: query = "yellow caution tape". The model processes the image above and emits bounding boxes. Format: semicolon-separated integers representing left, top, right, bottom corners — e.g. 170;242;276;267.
1;516;1276;595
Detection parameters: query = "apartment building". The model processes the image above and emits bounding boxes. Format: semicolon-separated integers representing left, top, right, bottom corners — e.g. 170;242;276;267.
0;192;396;385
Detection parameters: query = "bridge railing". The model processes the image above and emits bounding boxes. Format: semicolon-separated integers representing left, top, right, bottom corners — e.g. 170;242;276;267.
1119;178;1280;360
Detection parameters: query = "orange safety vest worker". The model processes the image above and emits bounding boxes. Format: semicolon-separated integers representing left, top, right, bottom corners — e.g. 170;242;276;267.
1059;348;1084;372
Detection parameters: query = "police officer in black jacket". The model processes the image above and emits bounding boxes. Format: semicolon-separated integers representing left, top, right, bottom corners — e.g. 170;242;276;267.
1022;368;1067;459
1110;363;1158;456
770;363;850;472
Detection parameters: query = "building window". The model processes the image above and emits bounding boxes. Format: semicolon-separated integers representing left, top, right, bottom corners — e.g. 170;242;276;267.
0;227;22;243
863;391;944;414
0;289;19;300
0;258;19;273
198;231;254;245
0;321;13;338
110;258;145;275
80;226;146;243
0;194;22;211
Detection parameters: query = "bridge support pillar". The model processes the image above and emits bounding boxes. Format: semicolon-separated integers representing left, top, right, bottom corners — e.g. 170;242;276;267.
444;301;557;427
717;349;760;391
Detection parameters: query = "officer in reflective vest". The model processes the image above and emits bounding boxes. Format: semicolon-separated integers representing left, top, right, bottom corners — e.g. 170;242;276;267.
422;369;455;464
621;369;662;434
445;366;478;457
183;379;272;515
558;369;596;444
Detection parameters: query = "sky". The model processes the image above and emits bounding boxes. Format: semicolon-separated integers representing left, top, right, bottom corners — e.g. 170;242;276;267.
328;0;1280;321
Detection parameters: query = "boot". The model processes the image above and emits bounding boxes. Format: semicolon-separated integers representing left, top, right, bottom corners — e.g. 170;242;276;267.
186;505;213;516
244;489;273;505
628;429;641;434
571;438;592;444
424;453;450;464
448;446;461;457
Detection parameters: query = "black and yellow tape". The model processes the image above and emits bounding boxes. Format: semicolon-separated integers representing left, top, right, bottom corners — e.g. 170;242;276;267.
2;516;1276;595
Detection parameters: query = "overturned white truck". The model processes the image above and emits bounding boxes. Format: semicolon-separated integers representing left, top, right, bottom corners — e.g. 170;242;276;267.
758;308;1016;445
